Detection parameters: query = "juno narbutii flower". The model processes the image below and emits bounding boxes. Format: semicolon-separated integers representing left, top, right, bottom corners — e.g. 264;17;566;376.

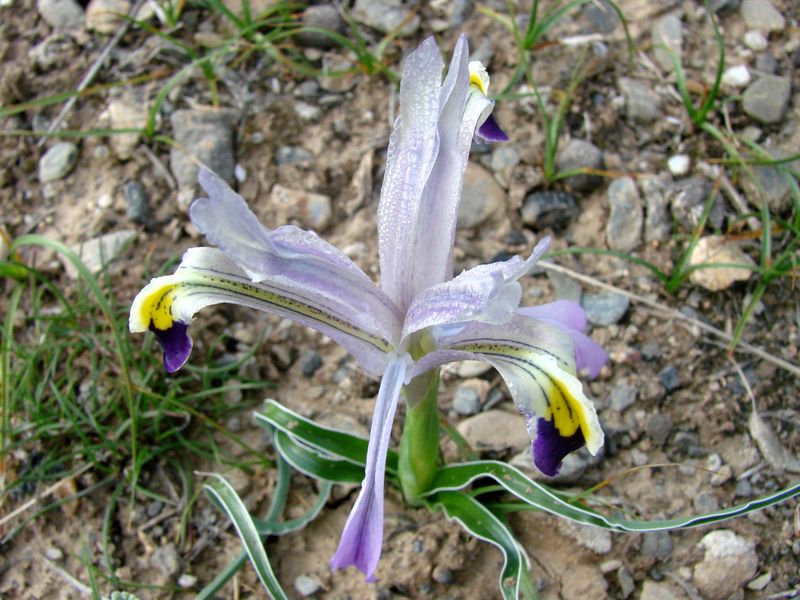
130;35;607;581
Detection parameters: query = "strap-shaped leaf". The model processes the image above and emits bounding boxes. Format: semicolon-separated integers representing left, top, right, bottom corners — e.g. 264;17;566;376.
203;473;288;600
430;491;534;600
427;460;800;532
272;429;366;484
255;399;399;474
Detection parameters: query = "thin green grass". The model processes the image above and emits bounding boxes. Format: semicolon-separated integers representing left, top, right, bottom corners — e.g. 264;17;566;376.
1;237;272;556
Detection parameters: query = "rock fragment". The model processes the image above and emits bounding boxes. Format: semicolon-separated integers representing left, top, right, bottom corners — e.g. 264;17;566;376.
606;176;642;252
742;76;791;124
39;142;78;183
688;236;755;291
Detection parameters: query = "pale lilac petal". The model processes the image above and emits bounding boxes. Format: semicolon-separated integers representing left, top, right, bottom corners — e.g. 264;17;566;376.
402;238;550;339
408;317;603;475
377;37;444;309
331;356;408;581
129;248;391;376
518;301;608;378
191;168;402;347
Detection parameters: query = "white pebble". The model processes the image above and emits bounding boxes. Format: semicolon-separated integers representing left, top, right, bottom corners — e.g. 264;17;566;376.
96;193;113;209
667;154;690;176
45;546;64;561
744;30;768;52
721;65;751;88
294;574;320;597
234;163;247;183
177;574;197;588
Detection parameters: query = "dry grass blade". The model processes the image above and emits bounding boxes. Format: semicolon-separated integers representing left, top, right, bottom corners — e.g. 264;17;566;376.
537;260;800;378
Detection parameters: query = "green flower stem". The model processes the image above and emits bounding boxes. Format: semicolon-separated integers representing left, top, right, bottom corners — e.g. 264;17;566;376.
398;369;440;506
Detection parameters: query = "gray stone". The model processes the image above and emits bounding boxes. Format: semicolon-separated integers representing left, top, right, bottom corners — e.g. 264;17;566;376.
294;574;321;597
37;0;84;31
606;176;643;252
581;292;630;326
275;145;314;165
108;94;147;160
693;491;720;513
741;160;795;212
456;410;530;453
150;543;181;578
546;270;582;302
295;5;344;48
742;76;791;124
641;341;662;361
271;185;332;230
458;163;504;228
44;546;64;561
123;180;152;226
708;0;740;13
647;413;672;446
652;14;683;72
694;530;758;600
640;175;671;243
521;190;579;229
63;230;137;279
582;0;620;33
489;145;520;182
641;531;673;559
669;177;724;231
432;566;454;584
300;350;323;378
616;567;635;598
754;52;778;74
351;0;419;36
38;142;78;183
427;0;469;32
170;108;238;190
555;139;604;192
559;519;612;554
453;384;481;416
293;101;321;121
609;381;638;412
618;78;662;123
741;0;785;31
657;365;680;392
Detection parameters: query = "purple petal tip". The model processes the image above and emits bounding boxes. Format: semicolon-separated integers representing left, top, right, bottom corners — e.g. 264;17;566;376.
532;417;585;477
478;113;509;143
151;321;192;373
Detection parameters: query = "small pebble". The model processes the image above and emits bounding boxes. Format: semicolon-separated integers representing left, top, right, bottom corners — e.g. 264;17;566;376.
123;180;152;225
294;574;320;597
743;30;768;52
301;351;323;378
234;163;247;183
432;565;454;584
667;154;690;176
38;142;78;183
581;292;630;327
722;65;751;88
453;384;481;415
177;574;197;589
45;546;64;561
657;365;680;392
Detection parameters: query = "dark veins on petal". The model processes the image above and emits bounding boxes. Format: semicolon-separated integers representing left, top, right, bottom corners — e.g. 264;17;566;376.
532;417;585;477
151;321;192;373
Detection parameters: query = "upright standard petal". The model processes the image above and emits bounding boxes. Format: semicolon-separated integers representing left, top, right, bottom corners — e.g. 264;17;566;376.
410;317;603;476
130;247;394;376
518;301;608;378
402;238;550;339
377;37;444;309
331;356;408;581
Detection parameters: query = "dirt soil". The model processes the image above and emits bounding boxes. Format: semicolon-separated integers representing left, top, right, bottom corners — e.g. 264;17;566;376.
1;1;799;599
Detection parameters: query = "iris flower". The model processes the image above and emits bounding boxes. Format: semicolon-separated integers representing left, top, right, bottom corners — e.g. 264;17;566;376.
130;36;607;581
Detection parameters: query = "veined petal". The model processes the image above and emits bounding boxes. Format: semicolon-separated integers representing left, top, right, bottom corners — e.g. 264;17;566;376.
191;168;403;346
402;237;551;340
331;355;408;581
409;317;603;476
377;37;444;309
518;301;608;378
129;247;393;376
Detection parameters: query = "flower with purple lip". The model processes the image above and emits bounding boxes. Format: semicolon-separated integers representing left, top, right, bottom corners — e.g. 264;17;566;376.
130;35;607;582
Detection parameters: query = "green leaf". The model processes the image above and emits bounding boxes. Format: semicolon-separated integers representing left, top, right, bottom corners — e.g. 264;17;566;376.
203;473;288;600
430;491;534;600
272;429;365;484
426;460;800;532
255;399;399;474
